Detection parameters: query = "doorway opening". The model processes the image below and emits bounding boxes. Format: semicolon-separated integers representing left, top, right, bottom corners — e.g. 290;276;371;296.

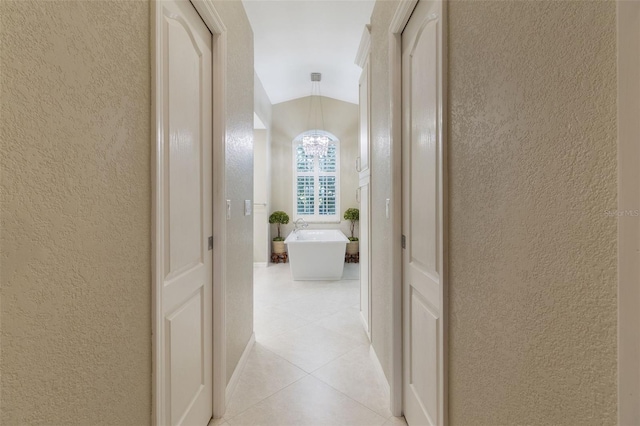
226;85;385;422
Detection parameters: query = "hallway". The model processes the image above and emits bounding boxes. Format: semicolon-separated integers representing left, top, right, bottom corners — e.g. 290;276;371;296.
213;264;406;426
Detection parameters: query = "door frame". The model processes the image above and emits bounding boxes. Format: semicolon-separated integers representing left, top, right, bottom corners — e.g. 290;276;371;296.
388;0;449;418
151;0;228;423
388;0;417;416
617;0;640;424
355;25;373;340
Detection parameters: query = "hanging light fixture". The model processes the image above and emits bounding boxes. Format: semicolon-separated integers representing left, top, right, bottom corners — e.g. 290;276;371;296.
302;72;330;157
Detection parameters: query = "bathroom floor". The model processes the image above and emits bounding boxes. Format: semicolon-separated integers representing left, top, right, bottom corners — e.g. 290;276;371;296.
211;263;407;426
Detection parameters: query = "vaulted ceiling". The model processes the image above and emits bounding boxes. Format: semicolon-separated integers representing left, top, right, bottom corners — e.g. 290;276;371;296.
242;0;375;105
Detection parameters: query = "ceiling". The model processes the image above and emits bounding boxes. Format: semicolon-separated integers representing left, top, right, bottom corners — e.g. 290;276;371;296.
242;0;375;105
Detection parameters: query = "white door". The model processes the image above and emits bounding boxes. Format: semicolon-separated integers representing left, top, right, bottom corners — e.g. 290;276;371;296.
158;0;213;424
402;0;447;425
358;57;372;337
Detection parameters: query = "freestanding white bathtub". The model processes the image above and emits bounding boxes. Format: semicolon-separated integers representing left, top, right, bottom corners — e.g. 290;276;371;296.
284;229;349;280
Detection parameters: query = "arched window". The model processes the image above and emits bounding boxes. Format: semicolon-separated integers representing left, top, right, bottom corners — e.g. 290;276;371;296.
292;130;340;222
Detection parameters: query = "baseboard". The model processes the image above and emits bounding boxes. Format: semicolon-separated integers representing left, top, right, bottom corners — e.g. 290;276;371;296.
225;333;256;403
359;312;371;342
253;262;267;267
369;345;391;399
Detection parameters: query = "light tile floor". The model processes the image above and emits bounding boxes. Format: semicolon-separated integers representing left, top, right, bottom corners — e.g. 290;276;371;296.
215;263;407;426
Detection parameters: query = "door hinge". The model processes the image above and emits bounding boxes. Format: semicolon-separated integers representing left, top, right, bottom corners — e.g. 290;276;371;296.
402;234;406;249
208;236;213;251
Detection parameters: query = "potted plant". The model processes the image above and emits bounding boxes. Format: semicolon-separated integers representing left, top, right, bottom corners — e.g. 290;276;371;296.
269;210;289;254
344;207;359;255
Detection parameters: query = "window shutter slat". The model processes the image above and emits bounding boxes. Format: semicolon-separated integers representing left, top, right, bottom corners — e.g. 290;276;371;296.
318;176;336;216
296;176;315;215
319;145;337;172
296;145;314;172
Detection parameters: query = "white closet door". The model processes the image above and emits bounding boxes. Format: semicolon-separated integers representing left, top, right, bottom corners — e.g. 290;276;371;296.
402;0;447;424
157;0;213;424
358;54;372;338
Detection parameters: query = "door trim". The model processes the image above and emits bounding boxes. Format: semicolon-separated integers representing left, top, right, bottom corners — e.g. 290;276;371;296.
617;1;640;424
151;0;228;423
388;0;417;416
389;0;449;420
356;26;373;341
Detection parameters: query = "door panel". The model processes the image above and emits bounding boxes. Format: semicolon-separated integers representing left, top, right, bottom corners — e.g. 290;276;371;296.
166;15;205;276
167;289;205;425
402;0;446;425
159;0;213;424
410;290;439;419
408;20;438;277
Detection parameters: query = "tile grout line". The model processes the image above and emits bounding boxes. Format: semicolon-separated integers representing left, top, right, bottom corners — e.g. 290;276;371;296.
243;265;385;425
307;310;371;344
252;340;315;375
308;343;393;420
308;375;391;424
225;373;312;423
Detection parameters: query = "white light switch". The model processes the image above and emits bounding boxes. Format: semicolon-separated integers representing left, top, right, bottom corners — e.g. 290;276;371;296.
386;198;390;219
245;200;252;216
226;199;231;220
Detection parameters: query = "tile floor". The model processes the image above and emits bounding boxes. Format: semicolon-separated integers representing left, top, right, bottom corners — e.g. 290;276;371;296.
211;263;407;426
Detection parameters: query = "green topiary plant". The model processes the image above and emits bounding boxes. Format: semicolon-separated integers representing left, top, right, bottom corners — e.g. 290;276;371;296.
269;211;290;241
343;208;359;241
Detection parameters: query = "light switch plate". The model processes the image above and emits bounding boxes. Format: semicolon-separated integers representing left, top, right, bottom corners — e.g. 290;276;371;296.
245;200;252;216
386;198;390;219
226;200;231;220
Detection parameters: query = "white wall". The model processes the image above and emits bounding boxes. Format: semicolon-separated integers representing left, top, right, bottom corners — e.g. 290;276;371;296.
368;0;399;389
254;72;272;127
253;129;269;263
254;73;272;263
270;96;359;239
210;0;256;384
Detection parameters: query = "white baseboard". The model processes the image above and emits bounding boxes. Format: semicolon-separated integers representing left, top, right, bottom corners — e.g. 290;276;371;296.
253;262;267;267
369;345;391;400
359;312;371;342
226;333;256;403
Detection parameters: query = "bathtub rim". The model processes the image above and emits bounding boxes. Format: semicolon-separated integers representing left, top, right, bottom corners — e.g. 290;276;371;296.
284;229;349;244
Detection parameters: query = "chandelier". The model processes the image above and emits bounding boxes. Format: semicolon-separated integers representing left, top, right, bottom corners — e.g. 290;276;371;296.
303;73;329;157
302;133;329;157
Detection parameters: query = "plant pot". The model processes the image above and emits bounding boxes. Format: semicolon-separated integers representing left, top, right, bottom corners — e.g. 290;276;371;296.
272;240;286;254
346;241;359;255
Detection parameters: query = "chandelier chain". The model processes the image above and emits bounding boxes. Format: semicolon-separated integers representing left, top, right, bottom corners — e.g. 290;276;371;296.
303;74;330;157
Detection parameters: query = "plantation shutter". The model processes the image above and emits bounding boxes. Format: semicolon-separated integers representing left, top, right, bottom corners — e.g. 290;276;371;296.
318;144;337;216
293;138;340;221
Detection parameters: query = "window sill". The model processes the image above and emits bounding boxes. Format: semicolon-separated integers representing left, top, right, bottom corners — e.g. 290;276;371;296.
293;217;341;224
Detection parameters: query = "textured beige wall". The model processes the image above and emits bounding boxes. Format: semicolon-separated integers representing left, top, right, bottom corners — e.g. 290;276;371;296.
212;0;255;384
617;1;640;423
368;0;400;382
271;97;359;238
1;1;152;424
367;0;618;421
447;1;618;423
